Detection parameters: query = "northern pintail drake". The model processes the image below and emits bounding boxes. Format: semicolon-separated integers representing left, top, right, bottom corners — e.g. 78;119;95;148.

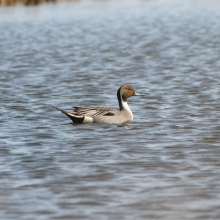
51;84;137;124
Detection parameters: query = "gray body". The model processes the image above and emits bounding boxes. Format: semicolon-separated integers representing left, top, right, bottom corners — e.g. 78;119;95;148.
92;107;133;124
51;84;136;124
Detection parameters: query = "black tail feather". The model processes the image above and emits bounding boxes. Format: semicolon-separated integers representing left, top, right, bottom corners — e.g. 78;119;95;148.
50;105;84;123
50;105;67;114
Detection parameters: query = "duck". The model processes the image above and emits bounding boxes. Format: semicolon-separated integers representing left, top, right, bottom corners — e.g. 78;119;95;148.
51;84;137;124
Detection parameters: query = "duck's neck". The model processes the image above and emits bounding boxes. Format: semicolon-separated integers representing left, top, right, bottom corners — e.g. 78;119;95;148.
117;89;133;117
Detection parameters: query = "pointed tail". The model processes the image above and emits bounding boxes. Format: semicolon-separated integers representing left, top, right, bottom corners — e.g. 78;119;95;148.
50;105;84;123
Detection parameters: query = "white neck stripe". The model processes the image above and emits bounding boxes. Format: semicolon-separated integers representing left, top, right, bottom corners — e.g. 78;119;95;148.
120;91;133;119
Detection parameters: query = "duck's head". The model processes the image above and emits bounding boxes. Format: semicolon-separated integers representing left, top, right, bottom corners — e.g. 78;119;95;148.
118;84;135;102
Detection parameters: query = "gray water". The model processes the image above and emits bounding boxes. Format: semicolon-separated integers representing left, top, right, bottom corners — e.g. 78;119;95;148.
1;0;220;219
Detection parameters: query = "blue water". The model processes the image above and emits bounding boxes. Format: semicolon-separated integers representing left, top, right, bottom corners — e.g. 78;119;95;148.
1;0;220;219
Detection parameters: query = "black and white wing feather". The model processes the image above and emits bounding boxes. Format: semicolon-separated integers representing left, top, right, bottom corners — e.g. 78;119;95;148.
72;107;115;117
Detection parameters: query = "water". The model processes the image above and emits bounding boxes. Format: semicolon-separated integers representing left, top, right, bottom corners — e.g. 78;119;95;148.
1;0;220;219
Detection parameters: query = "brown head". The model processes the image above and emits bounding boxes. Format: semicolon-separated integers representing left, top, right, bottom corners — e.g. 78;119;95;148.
117;85;135;110
119;84;135;102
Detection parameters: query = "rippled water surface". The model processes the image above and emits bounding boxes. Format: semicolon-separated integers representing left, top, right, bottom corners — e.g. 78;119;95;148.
1;0;220;219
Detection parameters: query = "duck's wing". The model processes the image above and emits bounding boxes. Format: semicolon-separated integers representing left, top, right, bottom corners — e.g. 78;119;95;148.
51;105;117;124
72;107;116;118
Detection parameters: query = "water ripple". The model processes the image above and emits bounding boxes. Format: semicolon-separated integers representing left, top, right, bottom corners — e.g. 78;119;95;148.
1;0;220;219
